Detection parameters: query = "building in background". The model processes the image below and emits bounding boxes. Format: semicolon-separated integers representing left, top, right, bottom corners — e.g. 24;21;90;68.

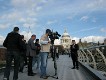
61;29;72;53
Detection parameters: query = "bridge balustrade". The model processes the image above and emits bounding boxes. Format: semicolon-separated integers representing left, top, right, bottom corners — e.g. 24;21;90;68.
79;45;106;75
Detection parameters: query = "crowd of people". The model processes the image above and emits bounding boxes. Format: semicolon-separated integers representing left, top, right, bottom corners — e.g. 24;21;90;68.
2;27;79;80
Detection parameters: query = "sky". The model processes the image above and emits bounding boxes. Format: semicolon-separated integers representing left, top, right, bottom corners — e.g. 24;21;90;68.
0;0;106;44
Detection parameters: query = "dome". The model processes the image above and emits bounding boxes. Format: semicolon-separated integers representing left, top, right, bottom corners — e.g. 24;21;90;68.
62;29;70;37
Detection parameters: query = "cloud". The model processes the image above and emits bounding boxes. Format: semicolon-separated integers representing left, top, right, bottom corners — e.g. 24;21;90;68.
92;18;97;23
86;0;106;10
0;23;10;29
47;20;57;25
81;36;105;43
100;28;106;32
71;27;98;34
80;16;89;22
0;35;5;45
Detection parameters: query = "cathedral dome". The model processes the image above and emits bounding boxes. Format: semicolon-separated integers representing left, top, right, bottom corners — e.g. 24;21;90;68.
62;29;70;38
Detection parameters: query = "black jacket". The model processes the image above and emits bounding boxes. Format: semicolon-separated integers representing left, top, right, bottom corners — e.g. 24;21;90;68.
35;42;41;55
70;44;79;54
3;31;23;51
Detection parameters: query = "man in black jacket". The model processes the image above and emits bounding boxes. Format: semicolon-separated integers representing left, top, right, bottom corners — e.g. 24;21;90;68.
70;40;79;70
3;27;23;80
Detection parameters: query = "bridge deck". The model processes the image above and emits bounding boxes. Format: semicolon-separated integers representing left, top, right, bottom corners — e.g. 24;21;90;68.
0;55;92;80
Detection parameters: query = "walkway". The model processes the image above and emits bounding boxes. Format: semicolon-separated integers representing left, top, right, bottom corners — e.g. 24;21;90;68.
0;55;92;80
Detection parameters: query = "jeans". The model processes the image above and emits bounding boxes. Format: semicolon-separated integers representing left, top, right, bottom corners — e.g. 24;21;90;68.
4;51;20;80
39;52;48;77
32;54;40;68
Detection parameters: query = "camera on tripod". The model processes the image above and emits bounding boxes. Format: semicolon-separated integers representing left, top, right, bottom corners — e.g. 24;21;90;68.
48;31;61;44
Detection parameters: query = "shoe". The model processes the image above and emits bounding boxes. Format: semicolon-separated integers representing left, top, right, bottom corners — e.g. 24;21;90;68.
3;78;9;80
76;67;79;70
31;72;36;75
71;67;75;69
13;79;17;80
28;72;36;76
19;69;23;73
40;76;48;79
28;74;34;76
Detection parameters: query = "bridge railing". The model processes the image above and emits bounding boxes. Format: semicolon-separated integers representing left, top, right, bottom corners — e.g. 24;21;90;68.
78;44;106;79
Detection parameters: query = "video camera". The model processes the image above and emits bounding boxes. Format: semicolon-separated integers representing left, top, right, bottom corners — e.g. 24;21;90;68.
49;31;61;44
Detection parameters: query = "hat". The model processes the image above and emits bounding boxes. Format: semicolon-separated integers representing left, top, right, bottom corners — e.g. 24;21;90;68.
36;39;39;42
13;27;19;31
31;34;36;37
46;29;51;34
72;40;75;42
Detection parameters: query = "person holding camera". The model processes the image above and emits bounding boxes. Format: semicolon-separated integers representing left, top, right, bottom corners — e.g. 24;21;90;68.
70;40;79;70
39;29;51;79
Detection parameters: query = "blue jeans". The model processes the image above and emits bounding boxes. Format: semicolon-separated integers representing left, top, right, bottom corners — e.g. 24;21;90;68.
39;52;48;77
32;54;40;68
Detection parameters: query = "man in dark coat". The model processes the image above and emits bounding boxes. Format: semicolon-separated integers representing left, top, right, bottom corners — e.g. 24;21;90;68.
26;34;37;76
3;27;23;80
70;40;79;69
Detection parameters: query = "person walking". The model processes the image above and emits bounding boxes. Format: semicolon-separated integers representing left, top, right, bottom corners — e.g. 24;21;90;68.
3;27;23;80
70;40;79;70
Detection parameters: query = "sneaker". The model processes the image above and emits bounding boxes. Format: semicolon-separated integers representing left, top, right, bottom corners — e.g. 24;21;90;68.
40;76;48;79
3;78;8;80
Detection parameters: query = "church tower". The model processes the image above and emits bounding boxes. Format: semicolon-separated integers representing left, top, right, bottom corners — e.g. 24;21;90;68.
61;29;72;53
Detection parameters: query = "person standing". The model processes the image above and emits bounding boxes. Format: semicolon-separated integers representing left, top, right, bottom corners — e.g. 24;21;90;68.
26;34;37;76
70;40;79;70
32;39;41;70
19;35;26;73
40;29;51;79
56;47;59;59
3;27;22;80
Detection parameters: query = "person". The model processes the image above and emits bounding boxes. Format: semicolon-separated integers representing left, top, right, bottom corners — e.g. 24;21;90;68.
40;29;51;79
3;27;23;80
19;35;26;73
56;47;59;59
32;39;41;70
26;34;37;76
23;40;27;66
70;40;79;70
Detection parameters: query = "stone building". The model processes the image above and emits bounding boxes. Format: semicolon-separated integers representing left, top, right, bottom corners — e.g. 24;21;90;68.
61;29;72;53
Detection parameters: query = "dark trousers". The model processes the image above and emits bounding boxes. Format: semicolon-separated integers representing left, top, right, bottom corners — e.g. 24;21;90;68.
71;53;78;68
19;55;24;72
56;53;59;59
19;52;27;72
28;56;33;74
4;51;20;80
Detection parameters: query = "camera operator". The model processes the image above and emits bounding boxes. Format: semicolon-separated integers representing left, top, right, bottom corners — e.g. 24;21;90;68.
39;29;51;79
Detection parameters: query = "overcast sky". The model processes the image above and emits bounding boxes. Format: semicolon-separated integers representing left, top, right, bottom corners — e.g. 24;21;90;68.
0;0;106;44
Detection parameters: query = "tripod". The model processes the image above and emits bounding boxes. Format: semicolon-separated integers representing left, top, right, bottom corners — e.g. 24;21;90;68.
49;43;58;79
